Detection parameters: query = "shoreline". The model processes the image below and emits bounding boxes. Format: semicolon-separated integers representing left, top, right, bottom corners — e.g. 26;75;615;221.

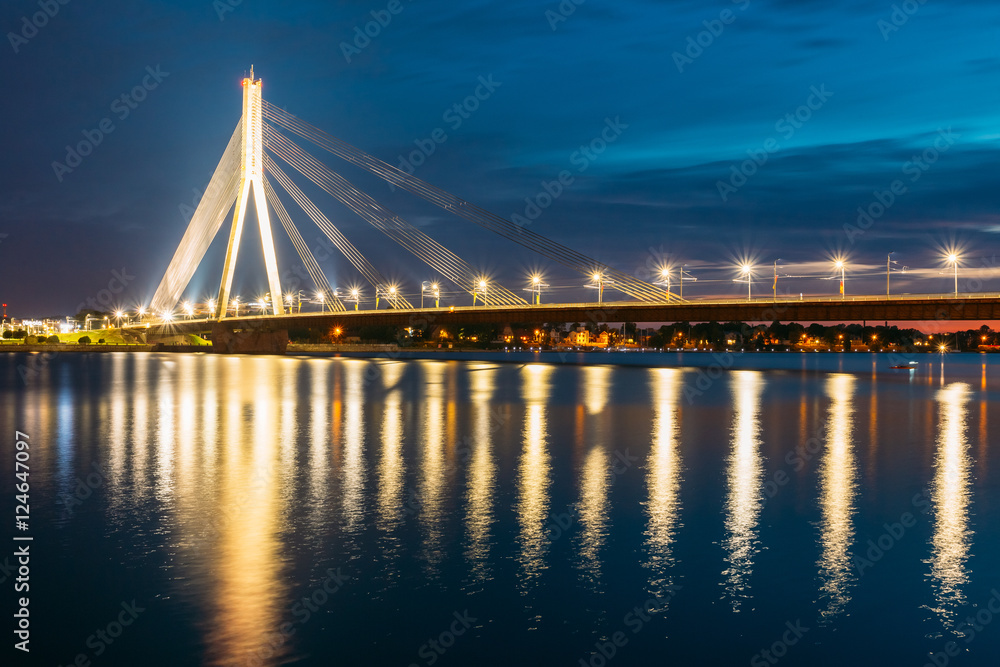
8;345;1000;382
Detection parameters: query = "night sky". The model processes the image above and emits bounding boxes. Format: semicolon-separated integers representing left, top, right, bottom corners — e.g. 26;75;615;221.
2;0;999;316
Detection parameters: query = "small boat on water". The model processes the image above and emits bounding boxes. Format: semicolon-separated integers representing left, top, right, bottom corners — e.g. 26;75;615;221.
889;361;919;369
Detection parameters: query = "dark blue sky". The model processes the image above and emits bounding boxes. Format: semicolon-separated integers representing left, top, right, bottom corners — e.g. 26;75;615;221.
2;0;999;315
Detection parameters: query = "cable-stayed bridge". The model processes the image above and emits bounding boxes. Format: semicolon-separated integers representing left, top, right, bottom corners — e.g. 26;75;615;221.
150;68;669;322
140;69;999;350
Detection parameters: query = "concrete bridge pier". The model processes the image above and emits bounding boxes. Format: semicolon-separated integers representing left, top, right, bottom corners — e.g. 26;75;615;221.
211;322;289;354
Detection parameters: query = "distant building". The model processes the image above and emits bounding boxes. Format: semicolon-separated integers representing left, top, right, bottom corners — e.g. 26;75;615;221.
559;327;611;348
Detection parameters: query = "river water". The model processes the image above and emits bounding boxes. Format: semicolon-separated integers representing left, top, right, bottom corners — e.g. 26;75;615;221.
2;351;999;666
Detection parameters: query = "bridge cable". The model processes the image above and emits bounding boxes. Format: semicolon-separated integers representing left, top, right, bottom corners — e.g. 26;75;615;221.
266;127;480;296
261;176;346;311
264;157;413;308
266;130;525;306
264;126;525;306
151;120;244;313
262;101;674;303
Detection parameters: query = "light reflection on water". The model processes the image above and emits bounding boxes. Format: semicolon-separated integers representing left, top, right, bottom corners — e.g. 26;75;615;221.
643;368;683;608
198;358;291;667
721;370;765;611
815;374;857;621
376;361;405;572
517;364;554;597
418;361;447;572
341;360;367;536
926;382;973;631
5;352;1000;666
464;363;497;588
576;366;612;588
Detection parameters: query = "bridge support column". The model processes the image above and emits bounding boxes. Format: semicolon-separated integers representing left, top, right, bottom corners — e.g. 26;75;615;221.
211;322;289;354
217;66;284;319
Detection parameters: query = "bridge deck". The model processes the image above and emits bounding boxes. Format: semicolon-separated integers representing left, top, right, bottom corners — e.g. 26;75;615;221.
132;294;1000;336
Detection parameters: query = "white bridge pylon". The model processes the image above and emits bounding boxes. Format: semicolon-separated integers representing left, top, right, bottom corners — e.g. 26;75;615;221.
218;67;283;317
150;67;290;319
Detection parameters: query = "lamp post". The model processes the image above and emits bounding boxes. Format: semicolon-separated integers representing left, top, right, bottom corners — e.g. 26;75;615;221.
432;283;440;308
592;272;604;304
947;253;959;297
350;288;360;311
740;264;753;301
835;260;845;299
772;259;781;302
531;275;543;305
679;264;696;299
653;267;673;300
477;280;488;307
886;252;894;299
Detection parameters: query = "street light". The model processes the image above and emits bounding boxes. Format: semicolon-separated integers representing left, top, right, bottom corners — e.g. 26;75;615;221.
388;285;398;309
350;288;360;311
947;252;960;297
530;275;545;305
592;272;604;304
887;252;895;299
738;264;753;301
772;259;782;302
476;279;488;307
420;281;439;309
316;291;326;312
679;264;696;300
833;259;846;299
114;310;124;327
885;253;908;300
231;297;240;317
183;302;194;319
654;267;672;299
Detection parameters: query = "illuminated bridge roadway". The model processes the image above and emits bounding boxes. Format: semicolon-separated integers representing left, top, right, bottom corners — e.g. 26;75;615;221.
135;293;1000;348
